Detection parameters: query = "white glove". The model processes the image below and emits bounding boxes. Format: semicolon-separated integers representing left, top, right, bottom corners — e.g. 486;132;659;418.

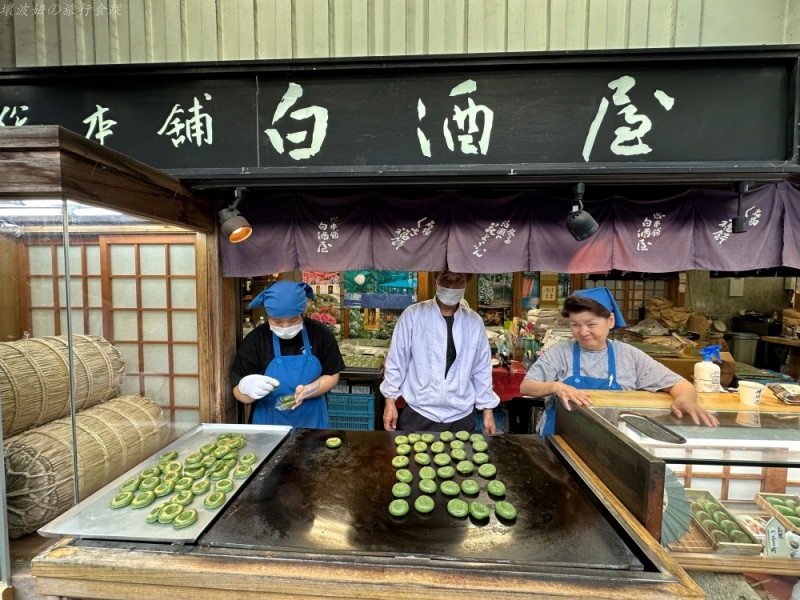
238;374;280;399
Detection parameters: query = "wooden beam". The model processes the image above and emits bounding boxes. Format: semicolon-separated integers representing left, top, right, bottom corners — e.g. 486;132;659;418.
0;126;216;233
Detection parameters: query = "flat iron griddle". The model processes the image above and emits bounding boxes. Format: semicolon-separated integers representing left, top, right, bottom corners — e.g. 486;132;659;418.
201;430;643;571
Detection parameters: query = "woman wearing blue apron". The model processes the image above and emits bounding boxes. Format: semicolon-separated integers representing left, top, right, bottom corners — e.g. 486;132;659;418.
520;287;718;437
232;281;345;429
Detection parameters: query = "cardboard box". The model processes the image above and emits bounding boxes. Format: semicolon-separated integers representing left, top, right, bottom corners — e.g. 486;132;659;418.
652;351;735;388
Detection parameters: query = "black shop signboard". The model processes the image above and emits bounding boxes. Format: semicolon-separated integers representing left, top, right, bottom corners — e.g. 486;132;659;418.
0;46;798;181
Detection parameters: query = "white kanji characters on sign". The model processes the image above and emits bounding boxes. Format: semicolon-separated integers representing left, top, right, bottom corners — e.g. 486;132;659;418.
265;83;329;161
473;220;515;258
712;220;732;245
317;217;339;253
390;217;435;250
83;105;117;145
157;93;214;148
583;75;675;162
417;79;494;158
636;212;665;251
745;206;762;227
0;105;29;126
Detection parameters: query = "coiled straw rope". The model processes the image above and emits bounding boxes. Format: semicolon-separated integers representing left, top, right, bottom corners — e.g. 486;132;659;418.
4;395;168;539
0;334;125;438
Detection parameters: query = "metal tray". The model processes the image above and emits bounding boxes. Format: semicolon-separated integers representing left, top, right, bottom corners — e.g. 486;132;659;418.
39;424;290;544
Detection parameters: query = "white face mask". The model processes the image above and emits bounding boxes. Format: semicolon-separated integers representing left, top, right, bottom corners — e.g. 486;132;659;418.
436;285;466;306
271;322;303;340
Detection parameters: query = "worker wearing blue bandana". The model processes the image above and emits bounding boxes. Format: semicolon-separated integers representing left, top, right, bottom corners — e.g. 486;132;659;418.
231;281;345;428
521;287;718;436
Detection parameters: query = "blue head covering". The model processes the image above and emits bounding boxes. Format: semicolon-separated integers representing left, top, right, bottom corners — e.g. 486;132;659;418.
573;287;627;329
249;281;314;318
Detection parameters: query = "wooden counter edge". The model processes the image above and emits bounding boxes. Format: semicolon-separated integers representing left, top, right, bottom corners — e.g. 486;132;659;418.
671;552;800;576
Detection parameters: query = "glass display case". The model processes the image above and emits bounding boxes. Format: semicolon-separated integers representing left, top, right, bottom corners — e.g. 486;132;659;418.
0;126;226;594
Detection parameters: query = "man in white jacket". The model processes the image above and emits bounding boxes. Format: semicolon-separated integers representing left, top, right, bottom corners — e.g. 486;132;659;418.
380;270;500;434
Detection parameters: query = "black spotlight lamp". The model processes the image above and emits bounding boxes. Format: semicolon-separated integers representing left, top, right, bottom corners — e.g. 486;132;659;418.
219;187;252;243
565;182;598;241
732;181;752;234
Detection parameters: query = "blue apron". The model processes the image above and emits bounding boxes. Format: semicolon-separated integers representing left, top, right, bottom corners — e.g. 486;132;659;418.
541;340;622;437
251;326;330;429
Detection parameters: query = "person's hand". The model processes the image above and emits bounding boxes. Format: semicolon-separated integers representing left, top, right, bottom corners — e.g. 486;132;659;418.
383;399;398;431
670;397;719;427
553;382;593;411
292;384;307;409
238;374;279;399
482;410;496;434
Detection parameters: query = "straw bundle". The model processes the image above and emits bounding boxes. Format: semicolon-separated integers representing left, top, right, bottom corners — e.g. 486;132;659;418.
0;334;125;438
4;394;167;539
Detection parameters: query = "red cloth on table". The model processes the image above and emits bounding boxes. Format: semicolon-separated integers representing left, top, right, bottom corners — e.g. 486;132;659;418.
492;361;528;402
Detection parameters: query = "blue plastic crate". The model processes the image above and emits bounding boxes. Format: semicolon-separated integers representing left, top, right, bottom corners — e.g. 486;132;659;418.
474;406;509;434
327;393;374;416
329;414;374;431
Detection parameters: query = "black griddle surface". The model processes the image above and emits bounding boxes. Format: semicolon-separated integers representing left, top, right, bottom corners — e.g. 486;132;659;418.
201;430;643;571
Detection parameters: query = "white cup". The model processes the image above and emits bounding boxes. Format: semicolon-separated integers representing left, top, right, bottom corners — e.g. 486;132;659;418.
739;381;765;406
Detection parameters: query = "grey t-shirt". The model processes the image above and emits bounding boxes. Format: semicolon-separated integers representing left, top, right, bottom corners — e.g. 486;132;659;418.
524;339;685;392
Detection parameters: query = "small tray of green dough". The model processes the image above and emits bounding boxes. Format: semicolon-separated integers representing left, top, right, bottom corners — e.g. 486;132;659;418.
38;424;291;544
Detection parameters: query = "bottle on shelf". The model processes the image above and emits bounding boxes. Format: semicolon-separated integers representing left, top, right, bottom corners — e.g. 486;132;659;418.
243;278;253;301
242;317;254;337
256;316;266;327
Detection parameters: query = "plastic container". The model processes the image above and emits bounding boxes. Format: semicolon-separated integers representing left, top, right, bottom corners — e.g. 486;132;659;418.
327;393;374;416
728;332;759;366
694;345;721;392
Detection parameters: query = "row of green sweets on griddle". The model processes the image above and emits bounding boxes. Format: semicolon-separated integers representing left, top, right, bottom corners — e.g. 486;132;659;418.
389;430;516;522
110;432;257;529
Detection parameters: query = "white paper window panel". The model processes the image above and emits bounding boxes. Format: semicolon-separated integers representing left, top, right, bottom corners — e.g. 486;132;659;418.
689;465;724;475
30;278;54;306
88;310;103;336
172;312;197;342
143;344;169;372
120;376;141;396
144;376;171;405
111;278;138;308
112;311;139;341
787;485;800;496
115;343;140;372
655;282;665;293
142;312;169;341
729;464;766;476
140;279;167;309
174;379;199;406
56;277;84;308
173;344;198;374
31;309;55;336
173;408;201;429
727;478;763;501
139;245;166;276
110;244;136;275
788;468;800;483
169;245;195;276
87;278;102;307
170;279;197;309
59;309;85;334
85;245;100;275
54;246;82;276
28;246;53;275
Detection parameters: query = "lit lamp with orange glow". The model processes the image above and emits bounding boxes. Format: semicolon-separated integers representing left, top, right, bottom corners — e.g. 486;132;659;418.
219;187;252;243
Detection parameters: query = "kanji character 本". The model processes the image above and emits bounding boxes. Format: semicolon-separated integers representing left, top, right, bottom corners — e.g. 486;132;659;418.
0;105;29;126
417;79;494;157
582;75;675;162
83;105;117;145
265;82;329;161
157;93;214;147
